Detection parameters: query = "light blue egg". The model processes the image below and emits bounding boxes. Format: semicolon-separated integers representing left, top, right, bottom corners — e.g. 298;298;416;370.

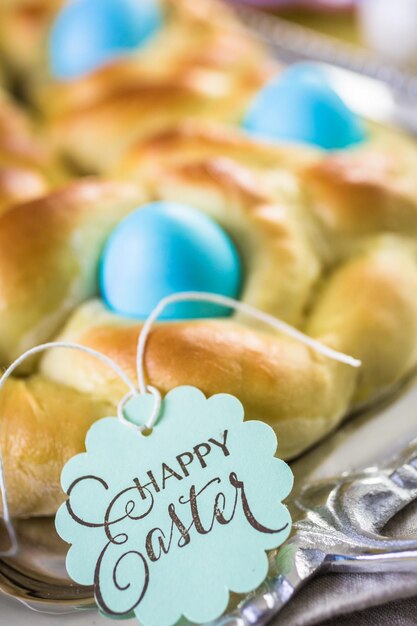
99;202;242;320
49;0;163;80
243;63;366;150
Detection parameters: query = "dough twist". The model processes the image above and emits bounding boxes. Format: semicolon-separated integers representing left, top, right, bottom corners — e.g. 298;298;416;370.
0;89;64;211
36;0;273;172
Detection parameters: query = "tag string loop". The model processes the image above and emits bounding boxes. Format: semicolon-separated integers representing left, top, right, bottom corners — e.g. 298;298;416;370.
136;291;361;394
0;291;361;556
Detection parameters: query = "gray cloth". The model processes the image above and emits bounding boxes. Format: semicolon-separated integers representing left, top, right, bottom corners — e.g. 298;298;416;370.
270;501;417;625
271;572;417;626
321;598;417;626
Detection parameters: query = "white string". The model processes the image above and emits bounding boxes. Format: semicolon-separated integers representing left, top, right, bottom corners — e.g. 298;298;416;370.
0;341;140;557
117;386;161;433
0;293;361;557
136;290;362;393
0;342;138;397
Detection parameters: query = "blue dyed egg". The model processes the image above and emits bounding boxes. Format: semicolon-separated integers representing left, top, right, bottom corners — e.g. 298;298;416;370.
243;63;366;150
49;0;162;80
100;202;242;320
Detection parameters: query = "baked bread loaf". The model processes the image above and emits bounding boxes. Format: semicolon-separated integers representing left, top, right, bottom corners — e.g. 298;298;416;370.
0;0;62;88
0;89;64;211
1;122;417;518
36;0;272;173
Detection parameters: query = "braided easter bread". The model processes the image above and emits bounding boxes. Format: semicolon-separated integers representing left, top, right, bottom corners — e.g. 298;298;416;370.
2;123;417;519
35;0;272;173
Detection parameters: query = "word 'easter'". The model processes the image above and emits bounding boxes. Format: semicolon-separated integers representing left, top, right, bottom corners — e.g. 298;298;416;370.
65;428;288;617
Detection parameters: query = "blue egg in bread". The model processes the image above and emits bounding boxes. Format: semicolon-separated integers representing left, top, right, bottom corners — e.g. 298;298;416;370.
244;63;366;150
49;0;163;80
100;202;242;320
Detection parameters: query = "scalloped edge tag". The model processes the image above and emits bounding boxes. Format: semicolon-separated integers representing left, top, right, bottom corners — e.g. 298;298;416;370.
56;386;293;626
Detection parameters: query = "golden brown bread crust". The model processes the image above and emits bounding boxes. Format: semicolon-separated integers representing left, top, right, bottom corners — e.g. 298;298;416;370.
39;301;357;457
2;123;417;517
305;237;417;404
0;89;65;209
35;0;273;172
0;375;112;518
37;234;417;466
0;179;144;365
0;0;62;85
0;167;47;211
41;0;271;111
119;121;319;185
303;127;417;240
118;123;417;402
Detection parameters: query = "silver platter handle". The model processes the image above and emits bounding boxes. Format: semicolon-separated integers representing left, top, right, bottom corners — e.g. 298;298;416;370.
212;439;417;625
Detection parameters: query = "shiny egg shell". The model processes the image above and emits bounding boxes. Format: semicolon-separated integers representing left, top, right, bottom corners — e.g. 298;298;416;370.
99;202;243;320
49;0;163;80
244;63;366;150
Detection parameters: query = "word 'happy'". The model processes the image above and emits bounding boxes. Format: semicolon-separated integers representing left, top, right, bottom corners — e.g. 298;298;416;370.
134;429;230;499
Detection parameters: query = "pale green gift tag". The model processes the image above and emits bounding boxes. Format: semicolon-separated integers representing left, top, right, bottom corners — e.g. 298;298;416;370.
56;386;293;626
